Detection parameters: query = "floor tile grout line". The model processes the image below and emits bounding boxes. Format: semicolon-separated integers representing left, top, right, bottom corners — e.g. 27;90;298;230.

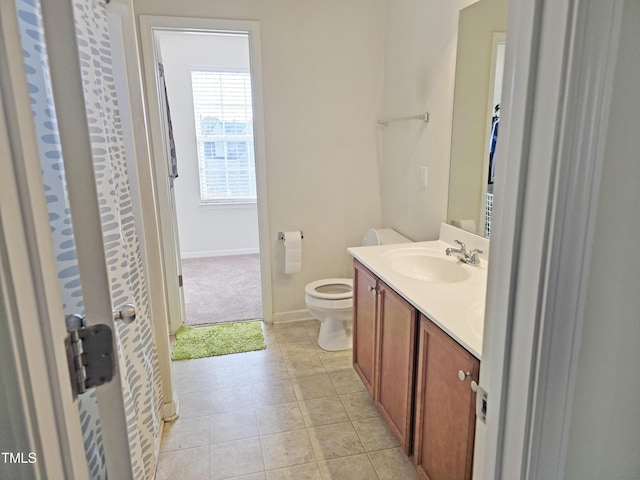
313;449;386;480
254;428;267;480
257;425;320;473
366;450;384;480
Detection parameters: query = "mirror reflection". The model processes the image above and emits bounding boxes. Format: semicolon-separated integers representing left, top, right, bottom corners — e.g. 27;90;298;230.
447;0;509;238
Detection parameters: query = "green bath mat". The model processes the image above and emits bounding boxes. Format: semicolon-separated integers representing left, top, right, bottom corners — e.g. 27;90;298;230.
171;321;266;360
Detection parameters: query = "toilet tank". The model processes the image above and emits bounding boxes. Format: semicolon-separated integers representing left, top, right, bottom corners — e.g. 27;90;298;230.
361;228;412;246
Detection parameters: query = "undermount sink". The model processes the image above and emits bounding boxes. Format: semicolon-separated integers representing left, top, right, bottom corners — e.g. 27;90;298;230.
382;249;471;284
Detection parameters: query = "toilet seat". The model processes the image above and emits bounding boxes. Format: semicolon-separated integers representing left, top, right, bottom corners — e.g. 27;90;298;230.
305;278;353;311
305;278;353;300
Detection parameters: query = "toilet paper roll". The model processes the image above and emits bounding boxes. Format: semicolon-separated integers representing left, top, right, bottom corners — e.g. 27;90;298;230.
283;231;302;274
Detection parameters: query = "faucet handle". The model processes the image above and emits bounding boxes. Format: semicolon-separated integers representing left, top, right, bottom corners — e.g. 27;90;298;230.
469;249;484;265
454;239;466;251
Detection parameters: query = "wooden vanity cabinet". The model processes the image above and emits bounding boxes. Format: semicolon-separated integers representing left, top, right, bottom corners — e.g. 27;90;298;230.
353;261;378;395
413;315;480;480
375;280;417;454
352;260;417;453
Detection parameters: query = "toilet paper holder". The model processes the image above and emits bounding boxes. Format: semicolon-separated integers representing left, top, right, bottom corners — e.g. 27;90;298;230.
278;231;304;241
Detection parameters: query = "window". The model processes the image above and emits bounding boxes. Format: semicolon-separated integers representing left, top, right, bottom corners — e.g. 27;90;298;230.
191;70;256;203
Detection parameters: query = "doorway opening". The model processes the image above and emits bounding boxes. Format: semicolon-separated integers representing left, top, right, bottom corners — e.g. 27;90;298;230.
157;31;262;327
140;19;272;333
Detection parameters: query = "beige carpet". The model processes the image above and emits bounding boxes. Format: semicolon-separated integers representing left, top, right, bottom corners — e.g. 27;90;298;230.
181;254;262;326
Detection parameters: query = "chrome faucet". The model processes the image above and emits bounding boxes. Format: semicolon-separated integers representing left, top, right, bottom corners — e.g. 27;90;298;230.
445;240;484;266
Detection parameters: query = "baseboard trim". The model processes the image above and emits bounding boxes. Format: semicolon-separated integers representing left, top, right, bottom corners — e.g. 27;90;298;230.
271;309;314;324
180;248;259;259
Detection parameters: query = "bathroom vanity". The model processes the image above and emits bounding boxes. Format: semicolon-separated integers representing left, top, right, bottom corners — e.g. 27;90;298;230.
348;225;488;480
353;260;417;453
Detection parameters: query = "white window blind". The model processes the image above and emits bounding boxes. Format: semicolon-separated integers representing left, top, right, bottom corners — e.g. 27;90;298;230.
191;70;256;203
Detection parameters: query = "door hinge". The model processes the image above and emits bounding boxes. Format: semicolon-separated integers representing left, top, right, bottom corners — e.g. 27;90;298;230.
65;314;115;398
178;274;183;287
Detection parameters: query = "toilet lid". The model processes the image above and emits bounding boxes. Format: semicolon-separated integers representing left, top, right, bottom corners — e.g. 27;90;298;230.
305;278;353;300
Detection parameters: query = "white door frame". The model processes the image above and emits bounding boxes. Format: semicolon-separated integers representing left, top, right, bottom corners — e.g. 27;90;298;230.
479;0;625;478
138;15;273;333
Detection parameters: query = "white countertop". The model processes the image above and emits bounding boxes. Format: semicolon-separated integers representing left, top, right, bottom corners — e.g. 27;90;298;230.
348;237;487;359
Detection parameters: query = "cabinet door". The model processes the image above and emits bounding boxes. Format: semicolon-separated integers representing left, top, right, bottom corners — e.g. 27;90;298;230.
353;261;378;395
414;316;479;480
376;282;417;454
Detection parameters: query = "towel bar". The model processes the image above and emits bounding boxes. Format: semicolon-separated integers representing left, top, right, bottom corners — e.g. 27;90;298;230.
377;112;429;127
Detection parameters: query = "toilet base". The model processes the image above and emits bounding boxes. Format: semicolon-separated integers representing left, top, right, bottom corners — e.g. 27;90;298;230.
318;319;353;351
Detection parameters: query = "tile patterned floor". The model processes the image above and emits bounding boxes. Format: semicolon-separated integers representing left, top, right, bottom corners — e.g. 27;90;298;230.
156;320;419;480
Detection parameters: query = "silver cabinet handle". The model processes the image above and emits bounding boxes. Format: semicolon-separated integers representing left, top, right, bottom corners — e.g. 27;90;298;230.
470;381;478;393
368;285;377;296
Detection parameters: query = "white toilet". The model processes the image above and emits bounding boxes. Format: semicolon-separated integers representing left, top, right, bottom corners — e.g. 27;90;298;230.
305;228;412;351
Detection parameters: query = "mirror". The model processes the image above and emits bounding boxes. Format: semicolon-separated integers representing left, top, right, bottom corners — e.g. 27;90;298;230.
447;0;509;238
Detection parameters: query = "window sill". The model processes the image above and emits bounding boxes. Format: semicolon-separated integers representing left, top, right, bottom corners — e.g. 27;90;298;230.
199;201;257;209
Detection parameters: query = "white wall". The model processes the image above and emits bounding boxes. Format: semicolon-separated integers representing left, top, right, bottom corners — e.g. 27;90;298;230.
564;0;640;476
381;0;478;241
157;32;260;258
135;0;385;315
